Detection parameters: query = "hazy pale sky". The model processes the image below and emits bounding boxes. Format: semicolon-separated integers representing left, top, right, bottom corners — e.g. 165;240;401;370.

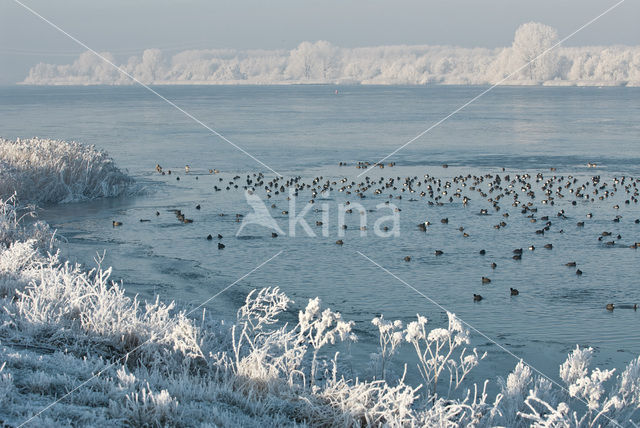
1;0;638;84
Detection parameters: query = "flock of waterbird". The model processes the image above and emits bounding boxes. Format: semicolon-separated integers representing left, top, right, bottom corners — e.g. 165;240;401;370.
111;162;639;310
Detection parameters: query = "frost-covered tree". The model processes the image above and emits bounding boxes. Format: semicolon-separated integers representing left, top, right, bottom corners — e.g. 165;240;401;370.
512;22;560;81
130;49;166;84
285;41;339;81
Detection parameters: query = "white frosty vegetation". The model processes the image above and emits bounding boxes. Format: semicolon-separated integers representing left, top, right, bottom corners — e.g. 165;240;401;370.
0;196;639;426
0;137;133;204
22;23;640;87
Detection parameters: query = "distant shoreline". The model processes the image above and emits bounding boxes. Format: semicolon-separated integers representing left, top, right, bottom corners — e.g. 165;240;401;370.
13;80;640;87
20;24;640;88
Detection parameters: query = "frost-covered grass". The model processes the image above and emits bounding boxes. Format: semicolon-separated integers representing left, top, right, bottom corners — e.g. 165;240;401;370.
0;197;639;426
0;137;133;204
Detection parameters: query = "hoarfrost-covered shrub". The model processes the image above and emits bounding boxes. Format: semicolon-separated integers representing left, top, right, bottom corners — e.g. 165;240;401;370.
0;362;13;405
231;287;304;387
0;194;54;250
371;315;404;380
318;373;421;426
404;312;486;399
13;255;204;364
231;288;356;391
617;356;640;409
0;137;133;204
494;361;557;427
298;297;356;386
0;197;55;298
112;384;180;428
520;346;639;427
